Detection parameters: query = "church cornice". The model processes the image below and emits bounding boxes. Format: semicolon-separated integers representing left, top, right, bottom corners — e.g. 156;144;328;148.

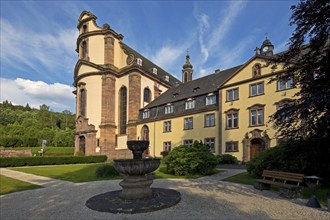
73;60;172;88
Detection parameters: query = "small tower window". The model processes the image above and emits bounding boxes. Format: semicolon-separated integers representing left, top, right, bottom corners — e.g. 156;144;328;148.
164;76;169;82
82;41;88;59
152;68;157;74
83;25;88;34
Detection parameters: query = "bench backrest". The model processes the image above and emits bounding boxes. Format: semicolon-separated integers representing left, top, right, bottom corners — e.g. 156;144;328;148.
262;170;304;183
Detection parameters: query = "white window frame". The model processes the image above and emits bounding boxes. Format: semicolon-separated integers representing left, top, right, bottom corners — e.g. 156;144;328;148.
250;82;264;97
165;105;173;114
204;138;215;153
205;113;215;127
277;78;293;91
184;117;193;130
142;110;150;119
227;88;239;101
183;139;193;147
185;99;195;110
206;95;216;105
164;121;171;132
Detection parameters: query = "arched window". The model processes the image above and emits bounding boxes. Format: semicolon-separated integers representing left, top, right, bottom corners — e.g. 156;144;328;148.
80;89;86;117
144;88;151;103
252;63;261;78
82;41;87;59
82;25;87;34
119;87;127;135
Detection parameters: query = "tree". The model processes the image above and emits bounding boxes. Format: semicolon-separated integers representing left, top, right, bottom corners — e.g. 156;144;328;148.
270;0;330;141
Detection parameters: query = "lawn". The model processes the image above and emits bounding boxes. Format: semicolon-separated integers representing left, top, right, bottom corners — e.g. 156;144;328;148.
3;147;74;156
12;163;117;183
12;163;214;183
0;175;41;195
223;172;329;206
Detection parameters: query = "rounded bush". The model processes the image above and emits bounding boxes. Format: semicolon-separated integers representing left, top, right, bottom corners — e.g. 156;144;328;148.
216;154;238;164
95;164;119;177
164;141;217;176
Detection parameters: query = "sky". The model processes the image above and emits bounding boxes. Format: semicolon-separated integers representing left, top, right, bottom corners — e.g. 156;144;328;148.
0;0;299;113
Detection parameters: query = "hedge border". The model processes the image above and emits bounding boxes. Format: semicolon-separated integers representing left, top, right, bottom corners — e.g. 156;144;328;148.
0;155;107;167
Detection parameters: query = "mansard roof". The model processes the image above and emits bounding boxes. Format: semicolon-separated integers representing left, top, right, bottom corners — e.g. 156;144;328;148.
142;64;243;109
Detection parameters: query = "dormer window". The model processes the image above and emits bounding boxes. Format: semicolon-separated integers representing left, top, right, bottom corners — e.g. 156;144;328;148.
165;104;173;114
143;110;150;119
137;58;143;66
152;68;157;74
164;76;169;82
185;99;195;110
206;95;216;105
193;87;200;92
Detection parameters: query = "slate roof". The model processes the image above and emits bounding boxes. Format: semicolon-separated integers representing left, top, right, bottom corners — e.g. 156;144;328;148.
142;64;243;109
120;43;181;87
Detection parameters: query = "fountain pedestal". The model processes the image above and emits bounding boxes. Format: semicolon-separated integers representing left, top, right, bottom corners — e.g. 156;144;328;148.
86;140;180;214
119;176;153;199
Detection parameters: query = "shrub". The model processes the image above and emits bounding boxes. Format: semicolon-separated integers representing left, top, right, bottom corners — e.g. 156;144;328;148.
216;154;238;164
0;155;107;167
95;164;119;177
164;141;217;176
246;137;330;182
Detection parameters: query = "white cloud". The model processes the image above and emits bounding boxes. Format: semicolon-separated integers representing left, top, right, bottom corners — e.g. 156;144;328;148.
198;13;210;62
196;1;247;65
0;19;78;82
0;78;75;112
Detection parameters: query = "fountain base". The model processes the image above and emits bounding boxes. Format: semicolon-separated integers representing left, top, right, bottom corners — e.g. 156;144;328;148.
86;188;181;214
119;175;153;199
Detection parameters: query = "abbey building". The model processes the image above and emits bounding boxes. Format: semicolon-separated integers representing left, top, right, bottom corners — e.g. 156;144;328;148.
74;11;297;162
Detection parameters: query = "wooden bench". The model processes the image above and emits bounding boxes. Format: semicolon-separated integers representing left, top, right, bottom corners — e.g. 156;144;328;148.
254;170;304;199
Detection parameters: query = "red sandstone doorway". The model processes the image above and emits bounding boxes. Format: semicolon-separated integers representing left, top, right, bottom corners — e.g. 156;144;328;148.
250;138;265;159
79;136;86;154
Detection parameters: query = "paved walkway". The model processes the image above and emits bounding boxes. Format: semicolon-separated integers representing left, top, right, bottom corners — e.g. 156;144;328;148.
1;168;329;220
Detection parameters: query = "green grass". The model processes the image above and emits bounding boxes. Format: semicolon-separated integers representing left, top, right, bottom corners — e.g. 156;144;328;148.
12;163;218;183
0;175;41;195
3;147;74;156
12;163;119;183
223;172;329;206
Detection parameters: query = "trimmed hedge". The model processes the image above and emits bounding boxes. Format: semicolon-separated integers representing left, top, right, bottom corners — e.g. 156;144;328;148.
95;164;119;177
0;155;107;167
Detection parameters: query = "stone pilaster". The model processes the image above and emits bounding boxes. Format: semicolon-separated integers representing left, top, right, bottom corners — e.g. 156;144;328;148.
127;73;141;140
104;35;114;65
99;74;117;151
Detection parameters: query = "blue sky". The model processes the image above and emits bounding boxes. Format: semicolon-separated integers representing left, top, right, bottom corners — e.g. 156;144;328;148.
0;0;298;112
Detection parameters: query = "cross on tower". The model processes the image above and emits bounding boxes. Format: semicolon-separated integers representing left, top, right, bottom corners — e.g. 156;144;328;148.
254;47;259;55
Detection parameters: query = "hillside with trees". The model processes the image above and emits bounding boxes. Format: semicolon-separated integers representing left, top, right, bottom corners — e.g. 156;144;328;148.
0;101;76;147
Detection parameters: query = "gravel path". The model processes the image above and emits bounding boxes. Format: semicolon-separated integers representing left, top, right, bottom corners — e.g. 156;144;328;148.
1;168;329;220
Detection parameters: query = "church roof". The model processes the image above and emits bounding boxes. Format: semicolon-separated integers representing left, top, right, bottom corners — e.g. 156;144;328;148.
142;64;243;109
120;43;181;87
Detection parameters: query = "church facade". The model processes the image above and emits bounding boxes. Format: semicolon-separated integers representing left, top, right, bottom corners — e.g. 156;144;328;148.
74;11;297;162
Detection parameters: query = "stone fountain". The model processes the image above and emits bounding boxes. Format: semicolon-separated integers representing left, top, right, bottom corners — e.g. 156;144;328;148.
86;140;181;214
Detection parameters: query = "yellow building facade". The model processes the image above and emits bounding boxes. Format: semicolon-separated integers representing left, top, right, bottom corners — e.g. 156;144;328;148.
74;11;297;162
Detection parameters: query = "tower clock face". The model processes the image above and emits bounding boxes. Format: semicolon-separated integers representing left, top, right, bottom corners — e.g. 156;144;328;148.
262;46;269;52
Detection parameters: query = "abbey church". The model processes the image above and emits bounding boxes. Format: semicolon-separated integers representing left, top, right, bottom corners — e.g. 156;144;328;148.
74;11;297;161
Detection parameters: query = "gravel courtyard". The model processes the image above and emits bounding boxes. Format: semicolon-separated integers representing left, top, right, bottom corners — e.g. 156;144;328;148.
0;168;329;220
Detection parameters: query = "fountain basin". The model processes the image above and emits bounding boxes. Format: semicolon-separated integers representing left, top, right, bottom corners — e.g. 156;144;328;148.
127;140;149;159
114;158;160;176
